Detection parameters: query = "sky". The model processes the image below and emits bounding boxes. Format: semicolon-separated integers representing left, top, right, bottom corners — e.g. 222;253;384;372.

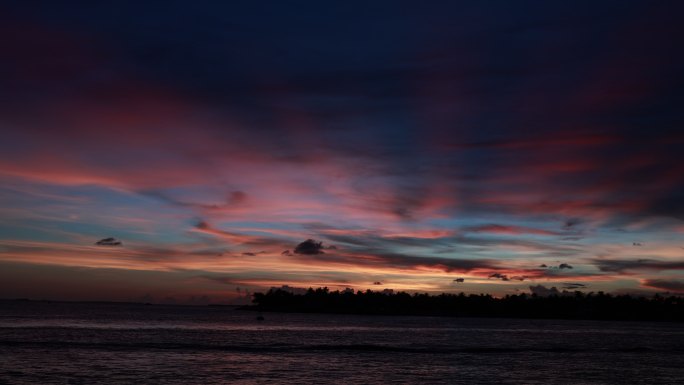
1;1;683;304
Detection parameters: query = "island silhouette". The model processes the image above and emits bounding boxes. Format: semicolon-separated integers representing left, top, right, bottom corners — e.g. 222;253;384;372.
243;288;684;322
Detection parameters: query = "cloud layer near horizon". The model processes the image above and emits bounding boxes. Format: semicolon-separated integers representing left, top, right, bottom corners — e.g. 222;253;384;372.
0;1;683;303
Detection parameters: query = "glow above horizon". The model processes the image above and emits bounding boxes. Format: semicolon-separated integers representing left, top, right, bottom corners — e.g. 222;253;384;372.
0;1;683;304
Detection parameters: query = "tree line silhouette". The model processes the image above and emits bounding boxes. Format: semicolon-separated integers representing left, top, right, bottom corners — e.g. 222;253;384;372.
248;288;684;321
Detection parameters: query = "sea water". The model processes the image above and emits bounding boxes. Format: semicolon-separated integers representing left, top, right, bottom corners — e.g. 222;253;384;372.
1;301;683;384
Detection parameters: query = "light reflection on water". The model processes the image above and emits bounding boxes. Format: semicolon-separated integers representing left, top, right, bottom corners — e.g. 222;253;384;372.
1;301;683;384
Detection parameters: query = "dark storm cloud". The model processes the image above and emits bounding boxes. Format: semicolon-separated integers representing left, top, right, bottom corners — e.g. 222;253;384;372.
242;251;265;257
489;273;509;281
539;263;576;271
310;224;582;258
485;273;526;281
294;239;326;255
95;237;122;246
285;239;578;279
288;244;500;274
593;259;684;273
561;283;587;290
642;279;684;293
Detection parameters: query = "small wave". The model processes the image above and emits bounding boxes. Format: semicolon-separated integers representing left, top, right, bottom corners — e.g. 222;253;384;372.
0;340;681;355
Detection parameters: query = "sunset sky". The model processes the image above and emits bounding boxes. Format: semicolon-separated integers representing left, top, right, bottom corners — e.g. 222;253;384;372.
1;1;683;304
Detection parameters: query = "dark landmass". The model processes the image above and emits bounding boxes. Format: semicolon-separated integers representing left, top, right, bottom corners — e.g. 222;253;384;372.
244;288;684;322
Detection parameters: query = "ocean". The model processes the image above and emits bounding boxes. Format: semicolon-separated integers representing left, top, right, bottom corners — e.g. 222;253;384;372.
1;301;683;384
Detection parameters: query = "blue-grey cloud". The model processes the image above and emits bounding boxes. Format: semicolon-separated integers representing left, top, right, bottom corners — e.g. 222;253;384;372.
95;237;122;246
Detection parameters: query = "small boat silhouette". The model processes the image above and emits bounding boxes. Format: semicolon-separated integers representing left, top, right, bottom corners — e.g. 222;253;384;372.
256;315;265;321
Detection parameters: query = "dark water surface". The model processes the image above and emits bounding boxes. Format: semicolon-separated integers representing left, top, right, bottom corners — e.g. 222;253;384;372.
1;301;683;384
